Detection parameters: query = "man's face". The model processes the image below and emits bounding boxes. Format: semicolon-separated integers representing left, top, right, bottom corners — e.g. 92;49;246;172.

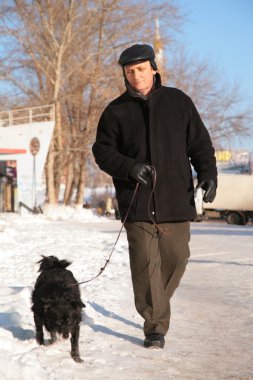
124;61;156;95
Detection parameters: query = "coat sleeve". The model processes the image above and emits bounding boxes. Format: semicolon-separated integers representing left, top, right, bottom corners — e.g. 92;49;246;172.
186;97;217;185
92;106;137;180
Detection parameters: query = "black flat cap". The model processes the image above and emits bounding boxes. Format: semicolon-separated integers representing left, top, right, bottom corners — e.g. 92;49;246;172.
118;44;158;70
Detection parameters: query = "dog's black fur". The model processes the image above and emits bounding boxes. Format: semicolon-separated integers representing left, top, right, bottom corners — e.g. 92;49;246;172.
31;255;85;362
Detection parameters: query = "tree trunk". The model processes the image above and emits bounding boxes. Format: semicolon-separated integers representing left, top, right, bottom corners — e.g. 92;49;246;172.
46;143;57;204
53;101;63;201
66;180;76;206
75;152;86;207
63;157;74;205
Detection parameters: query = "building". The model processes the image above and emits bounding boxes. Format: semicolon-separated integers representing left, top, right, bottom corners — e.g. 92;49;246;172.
215;149;253;174
0;105;55;213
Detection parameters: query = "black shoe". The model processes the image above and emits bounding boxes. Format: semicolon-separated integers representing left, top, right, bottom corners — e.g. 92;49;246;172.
144;333;165;349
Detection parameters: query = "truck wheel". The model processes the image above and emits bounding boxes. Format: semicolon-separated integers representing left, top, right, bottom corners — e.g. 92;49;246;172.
239;215;248;225
226;212;241;225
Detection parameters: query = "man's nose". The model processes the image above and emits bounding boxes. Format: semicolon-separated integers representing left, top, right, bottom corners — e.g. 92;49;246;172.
133;70;141;79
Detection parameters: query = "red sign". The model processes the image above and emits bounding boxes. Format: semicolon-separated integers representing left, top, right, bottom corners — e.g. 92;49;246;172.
0;148;27;154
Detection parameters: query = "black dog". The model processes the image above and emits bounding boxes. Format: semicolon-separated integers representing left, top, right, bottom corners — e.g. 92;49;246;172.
31;255;85;362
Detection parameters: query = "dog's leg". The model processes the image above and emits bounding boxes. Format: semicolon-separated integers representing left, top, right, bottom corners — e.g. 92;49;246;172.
34;313;44;345
70;324;83;363
50;331;57;344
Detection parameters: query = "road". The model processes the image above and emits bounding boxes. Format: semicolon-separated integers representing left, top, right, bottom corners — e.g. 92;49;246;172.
173;220;253;380
89;219;253;380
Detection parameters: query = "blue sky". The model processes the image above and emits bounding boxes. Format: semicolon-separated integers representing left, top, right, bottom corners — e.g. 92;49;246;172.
177;0;253;151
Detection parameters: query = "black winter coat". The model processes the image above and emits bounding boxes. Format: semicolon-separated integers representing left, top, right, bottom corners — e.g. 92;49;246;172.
92;75;217;222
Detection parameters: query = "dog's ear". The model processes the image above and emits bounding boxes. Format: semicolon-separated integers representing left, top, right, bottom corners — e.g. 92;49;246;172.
71;300;86;309
37;255;71;272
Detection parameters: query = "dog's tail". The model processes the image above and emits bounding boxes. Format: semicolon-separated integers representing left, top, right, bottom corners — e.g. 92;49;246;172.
37;255;72;272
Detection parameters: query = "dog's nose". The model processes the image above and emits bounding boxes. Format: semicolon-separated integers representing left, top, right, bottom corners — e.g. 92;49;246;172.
63;332;69;339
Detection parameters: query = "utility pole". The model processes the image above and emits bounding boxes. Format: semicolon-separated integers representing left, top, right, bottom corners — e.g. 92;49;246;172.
154;18;164;75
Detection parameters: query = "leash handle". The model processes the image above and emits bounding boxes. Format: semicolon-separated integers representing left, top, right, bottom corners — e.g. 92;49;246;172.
75;182;140;286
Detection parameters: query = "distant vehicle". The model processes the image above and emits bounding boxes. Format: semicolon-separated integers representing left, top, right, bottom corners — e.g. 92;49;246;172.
196;174;253;225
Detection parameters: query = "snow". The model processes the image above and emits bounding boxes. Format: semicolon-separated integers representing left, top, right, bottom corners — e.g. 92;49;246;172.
0;208;252;380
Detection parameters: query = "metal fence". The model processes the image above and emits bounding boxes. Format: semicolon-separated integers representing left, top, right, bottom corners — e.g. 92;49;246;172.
0;104;55;127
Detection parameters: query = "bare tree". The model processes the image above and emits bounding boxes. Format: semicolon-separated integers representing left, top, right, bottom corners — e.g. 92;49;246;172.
167;50;252;148
0;0;183;205
1;0;250;209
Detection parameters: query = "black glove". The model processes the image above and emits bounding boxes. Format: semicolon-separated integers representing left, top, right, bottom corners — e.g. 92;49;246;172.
196;179;216;203
129;162;152;185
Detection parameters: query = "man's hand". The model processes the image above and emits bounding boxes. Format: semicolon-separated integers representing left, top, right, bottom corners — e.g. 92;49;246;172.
196;179;216;203
129;162;152;185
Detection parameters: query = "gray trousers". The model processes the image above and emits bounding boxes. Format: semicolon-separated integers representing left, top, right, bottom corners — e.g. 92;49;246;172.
124;221;190;336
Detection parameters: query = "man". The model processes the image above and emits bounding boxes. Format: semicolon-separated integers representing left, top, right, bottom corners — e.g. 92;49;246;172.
92;44;217;349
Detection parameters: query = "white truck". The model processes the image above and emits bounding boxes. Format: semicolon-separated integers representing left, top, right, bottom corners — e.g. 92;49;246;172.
196;173;253;225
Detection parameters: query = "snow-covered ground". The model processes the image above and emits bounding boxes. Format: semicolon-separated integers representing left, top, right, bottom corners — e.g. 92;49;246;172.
0;208;252;380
